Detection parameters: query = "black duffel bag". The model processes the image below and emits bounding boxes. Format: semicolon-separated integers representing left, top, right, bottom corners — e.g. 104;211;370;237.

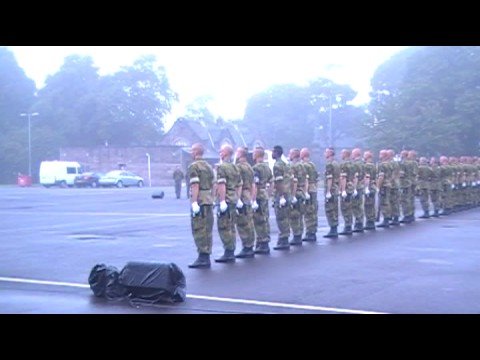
119;262;186;304
88;264;128;301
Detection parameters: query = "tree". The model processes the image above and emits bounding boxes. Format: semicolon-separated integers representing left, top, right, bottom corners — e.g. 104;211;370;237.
367;46;480;155
0;47;36;183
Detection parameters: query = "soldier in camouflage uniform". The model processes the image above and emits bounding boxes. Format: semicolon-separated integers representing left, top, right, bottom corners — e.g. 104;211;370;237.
363;150;377;230
439;155;453;215
234;147;257;258
251;146;273;254
399;150;411;223
272;145;292;250
429;157;442;217
388;149;401;226
407;150;418;222
215;144;241;263
449;157;461;212
300;147;319;242
188;143;215;269
288;148;308;246
339;149;354;235
323;147;340;238
377;149;392;228
417;157;433;218
351;148;365;232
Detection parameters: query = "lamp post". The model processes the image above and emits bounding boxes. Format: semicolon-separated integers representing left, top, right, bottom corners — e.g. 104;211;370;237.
146;153;152;187
318;92;342;147
20;112;39;177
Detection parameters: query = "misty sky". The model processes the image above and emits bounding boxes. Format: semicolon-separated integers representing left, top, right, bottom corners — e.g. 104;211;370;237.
8;46;408;129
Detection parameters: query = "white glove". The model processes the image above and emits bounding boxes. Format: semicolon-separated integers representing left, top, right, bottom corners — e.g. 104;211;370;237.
462;182;467;188
325;192;332;200
219;200;228;213
191;202;200;215
251;200;259;211
291;196;298;205
305;192;311;200
451;184;455;190
236;199;244;209
279;196;287;207
341;191;347;199
364;187;370;196
353;189;358;197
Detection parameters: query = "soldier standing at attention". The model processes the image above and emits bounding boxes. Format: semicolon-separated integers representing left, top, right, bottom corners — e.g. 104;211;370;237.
407;150;418;222
188;143;215;269
323;147;340;238
417;157;433;219
399;150;411;223
300;147;319;242
272;145;292;250
363;150;377;230
429;157;442;218
173;166;184;199
234;147;257;258
251;146;273;254
288;148;308;246
215;144;241;263
339;149;354;235
377;149;393;228
351;148;365;233
388;149;401;226
439;155;453;215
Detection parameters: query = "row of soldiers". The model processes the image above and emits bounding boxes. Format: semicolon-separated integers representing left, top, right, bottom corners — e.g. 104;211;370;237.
323;148;480;238
186;143;319;269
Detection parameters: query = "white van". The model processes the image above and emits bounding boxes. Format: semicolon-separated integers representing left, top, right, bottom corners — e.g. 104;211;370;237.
39;161;83;188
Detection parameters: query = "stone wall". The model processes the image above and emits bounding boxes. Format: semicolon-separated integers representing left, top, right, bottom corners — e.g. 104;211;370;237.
59;146;185;186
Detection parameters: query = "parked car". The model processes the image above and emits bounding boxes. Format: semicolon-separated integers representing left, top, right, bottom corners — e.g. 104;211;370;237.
98;170;144;188
74;172;104;188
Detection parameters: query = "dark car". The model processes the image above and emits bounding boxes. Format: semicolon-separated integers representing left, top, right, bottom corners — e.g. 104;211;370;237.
74;172;104;188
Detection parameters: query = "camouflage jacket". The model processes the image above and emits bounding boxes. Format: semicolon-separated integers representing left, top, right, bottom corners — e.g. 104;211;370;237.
325;159;340;193
253;162;273;201
273;158;292;197
236;160;254;204
303;160;318;193
217;161;241;203
188;159;214;205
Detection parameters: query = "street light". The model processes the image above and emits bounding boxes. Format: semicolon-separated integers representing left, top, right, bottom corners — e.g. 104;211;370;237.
318;92;342;147
20;112;39;177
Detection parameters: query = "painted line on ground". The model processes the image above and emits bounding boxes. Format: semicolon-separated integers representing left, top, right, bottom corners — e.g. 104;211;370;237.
0;276;387;314
0;211;189;217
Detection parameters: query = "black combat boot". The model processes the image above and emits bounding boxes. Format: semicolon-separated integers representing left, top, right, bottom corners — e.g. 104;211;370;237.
419;211;430;219
399;216;409;223
235;246;255;258
364;221;376;230
338;226;353;235
377;218;390;228
352;222;364;233
390;216;400;226
188;253;211;269
302;233;317;242
273;237;290;250
254;242;270;255
323;226;338;238
289;234;303;246
215;249;236;263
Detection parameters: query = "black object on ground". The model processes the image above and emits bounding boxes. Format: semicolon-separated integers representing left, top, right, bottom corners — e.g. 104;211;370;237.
88;264;128;300
119;261;186;304
152;191;165;199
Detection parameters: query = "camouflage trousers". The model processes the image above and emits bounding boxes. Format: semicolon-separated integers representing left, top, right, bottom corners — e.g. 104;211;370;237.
418;189;430;212
274;202;291;239
390;188;400;218
352;190;364;225
217;203;237;251
304;192;318;235
441;185;452;210
236;205;255;248
290;196;305;236
364;190;376;222
409;185;416;217
400;187;414;217
430;189;441;211
325;194;339;227
253;198;270;243
340;193;353;227
191;205;214;254
379;187;391;219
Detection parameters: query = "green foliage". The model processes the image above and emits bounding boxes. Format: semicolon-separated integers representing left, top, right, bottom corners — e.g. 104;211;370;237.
243;78;365;152
367;46;480;155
